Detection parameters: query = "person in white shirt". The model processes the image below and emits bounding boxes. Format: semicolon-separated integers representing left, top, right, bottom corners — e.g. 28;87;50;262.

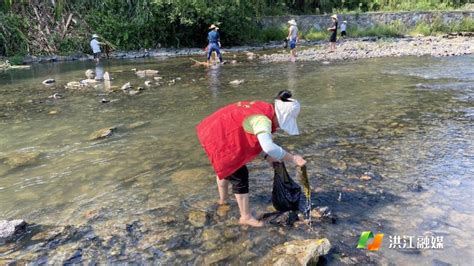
287;19;298;62
90;34;103;62
340;21;347;38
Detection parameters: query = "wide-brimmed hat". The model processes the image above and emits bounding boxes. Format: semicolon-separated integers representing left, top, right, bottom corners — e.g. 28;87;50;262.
275;98;300;135
209;24;219;30
331;15;338;20
287;19;297;26
92;34;99;39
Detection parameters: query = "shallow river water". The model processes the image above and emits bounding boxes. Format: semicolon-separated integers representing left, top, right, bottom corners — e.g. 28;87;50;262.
0;53;473;265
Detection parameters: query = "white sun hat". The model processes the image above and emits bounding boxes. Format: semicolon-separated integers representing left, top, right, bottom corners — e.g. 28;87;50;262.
275;98;301;135
92;34;99;38
287;19;297;26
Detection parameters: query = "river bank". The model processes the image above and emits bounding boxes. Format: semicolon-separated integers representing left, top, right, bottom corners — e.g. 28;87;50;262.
0;34;470;67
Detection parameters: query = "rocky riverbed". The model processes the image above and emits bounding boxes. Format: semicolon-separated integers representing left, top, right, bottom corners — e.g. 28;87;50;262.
261;36;473;63
0;35;470;66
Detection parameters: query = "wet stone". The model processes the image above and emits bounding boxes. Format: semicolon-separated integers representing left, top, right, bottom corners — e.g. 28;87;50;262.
330;159;347;173
0;220;28;242
188;210;209;227
89;127;117;140
201;228;220;241
216;204;231;217
261;238;331;266
2;151;41;168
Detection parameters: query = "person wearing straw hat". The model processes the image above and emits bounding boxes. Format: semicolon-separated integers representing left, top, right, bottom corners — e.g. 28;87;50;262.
287;19;299;62
340;20;347;38
207;24;223;65
196;90;306;227
327;15;338;52
90;34;103;63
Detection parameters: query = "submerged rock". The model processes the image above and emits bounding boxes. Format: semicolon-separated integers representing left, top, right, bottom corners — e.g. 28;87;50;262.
188;210;209;227
89;127;117;140
0;220;27;241
126;121;150;129
2;151;41;168
261;238;331;265
170;168;210;183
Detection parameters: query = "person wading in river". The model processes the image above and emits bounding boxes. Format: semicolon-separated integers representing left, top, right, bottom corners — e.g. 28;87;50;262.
90;34;103;63
287;19;299;62
207;24;223;65
327;15;338;52
196;90;307;227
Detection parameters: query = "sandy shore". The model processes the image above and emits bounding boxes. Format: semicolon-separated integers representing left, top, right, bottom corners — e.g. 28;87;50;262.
260;36;473;63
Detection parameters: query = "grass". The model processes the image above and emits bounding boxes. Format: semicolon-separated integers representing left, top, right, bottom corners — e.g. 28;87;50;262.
302;29;329;41
255;17;474;44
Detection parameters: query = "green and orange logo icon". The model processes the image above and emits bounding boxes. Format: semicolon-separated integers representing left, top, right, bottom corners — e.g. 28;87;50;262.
357;231;384;251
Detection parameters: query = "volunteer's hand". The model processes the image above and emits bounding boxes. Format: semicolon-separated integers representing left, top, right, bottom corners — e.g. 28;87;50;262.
265;155;279;165
292;155;307;166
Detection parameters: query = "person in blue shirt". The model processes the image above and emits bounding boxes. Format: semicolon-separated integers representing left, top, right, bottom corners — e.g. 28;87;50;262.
207;24;223;65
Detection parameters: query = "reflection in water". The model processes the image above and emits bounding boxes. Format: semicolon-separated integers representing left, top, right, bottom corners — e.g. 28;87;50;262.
206;64;221;98
94;62;104;80
287;62;297;93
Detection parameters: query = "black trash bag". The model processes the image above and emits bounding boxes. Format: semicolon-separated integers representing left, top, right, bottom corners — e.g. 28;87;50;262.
272;162;303;212
283;38;288;49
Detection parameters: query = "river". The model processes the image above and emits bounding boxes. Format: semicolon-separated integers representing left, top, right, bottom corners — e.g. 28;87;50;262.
0;54;473;265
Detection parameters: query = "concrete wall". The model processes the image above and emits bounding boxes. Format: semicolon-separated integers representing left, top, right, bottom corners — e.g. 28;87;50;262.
260;11;474;32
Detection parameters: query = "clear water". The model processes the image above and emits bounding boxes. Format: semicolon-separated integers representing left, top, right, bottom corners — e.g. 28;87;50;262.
0;54;473;265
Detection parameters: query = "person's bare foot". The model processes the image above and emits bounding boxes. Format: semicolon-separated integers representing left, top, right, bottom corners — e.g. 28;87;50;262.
239;216;264;227
218;199;227;205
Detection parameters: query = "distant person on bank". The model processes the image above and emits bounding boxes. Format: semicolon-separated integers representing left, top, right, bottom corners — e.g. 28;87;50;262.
327;15;338;52
207;24;223;65
90;34;103;63
196;90;307;227
340;20;347;38
287;19;299;62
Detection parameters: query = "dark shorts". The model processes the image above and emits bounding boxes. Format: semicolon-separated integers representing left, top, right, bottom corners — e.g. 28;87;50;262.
289;40;296;49
225;165;249;194
341;31;346;37
330;32;337;43
93;52;101;59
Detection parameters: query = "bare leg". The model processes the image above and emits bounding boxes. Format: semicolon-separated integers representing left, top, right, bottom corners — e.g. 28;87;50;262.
216;176;229;205
235;194;263;227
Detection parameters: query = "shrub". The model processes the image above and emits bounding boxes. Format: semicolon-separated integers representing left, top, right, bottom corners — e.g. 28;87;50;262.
303;29;328;41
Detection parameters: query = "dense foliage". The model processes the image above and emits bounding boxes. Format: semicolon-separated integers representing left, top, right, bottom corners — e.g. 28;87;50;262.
0;0;471;57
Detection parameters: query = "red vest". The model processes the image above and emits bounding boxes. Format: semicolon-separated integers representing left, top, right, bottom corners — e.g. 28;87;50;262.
196;101;276;179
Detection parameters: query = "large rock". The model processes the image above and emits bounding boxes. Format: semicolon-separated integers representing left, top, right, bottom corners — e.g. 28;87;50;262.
261;238;331;265
0;220;27;241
